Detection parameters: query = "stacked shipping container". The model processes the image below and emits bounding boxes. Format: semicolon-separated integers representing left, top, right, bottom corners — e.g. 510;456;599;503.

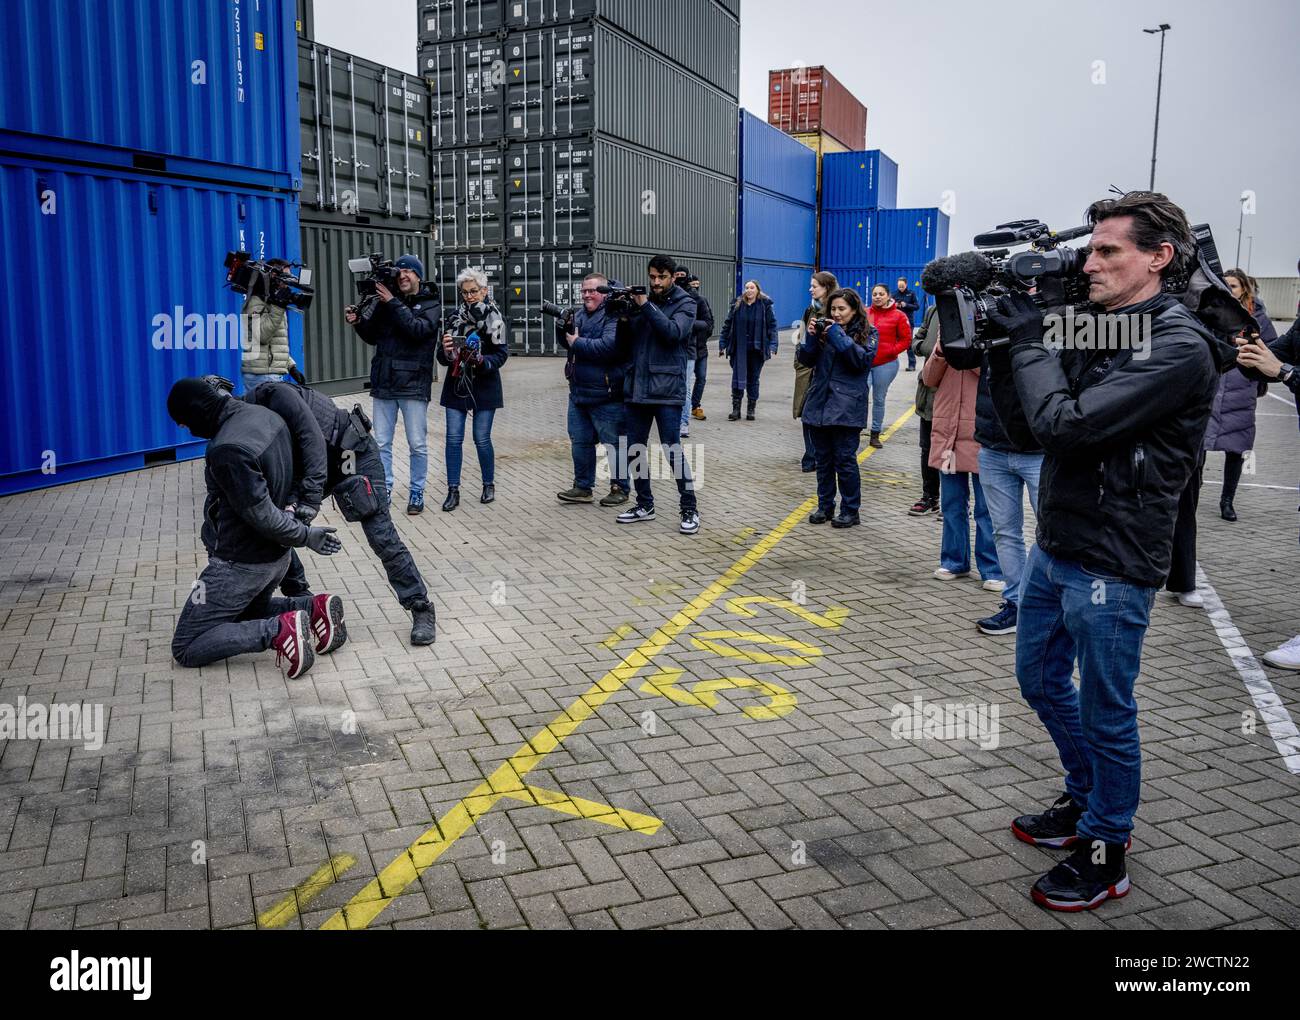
421;0;741;355
0;0;304;495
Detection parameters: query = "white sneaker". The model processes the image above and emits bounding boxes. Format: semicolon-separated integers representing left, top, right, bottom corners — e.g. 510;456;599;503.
1177;591;1204;608
1262;635;1300;670
617;505;656;524
982;579;1006;593
680;424;690;437
933;567;970;581
679;510;700;535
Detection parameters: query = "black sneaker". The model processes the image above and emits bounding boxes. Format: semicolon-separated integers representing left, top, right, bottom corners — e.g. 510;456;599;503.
406;491;425;515
1031;839;1130;912
808;507;832;525
599;485;630;507
557;486;594;503
679;510;700;535
1011;793;1083;848
617;505;655;524
830;512;860;529
977;601;1018;635
907;497;935;517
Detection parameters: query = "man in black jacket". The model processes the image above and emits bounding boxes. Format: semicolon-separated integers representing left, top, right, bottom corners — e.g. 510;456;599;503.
893;276;921;370
228;376;436;646
167;378;347;680
981;192;1237;911
687;274;715;423
617;254;700;534
347;254;441;515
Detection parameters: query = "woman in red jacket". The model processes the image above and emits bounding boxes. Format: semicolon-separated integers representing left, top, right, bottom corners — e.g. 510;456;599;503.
865;284;912;448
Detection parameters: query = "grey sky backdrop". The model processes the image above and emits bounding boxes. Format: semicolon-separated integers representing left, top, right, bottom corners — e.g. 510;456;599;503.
313;0;1299;276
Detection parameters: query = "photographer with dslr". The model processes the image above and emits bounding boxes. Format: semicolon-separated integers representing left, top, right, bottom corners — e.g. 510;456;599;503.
616;255;700;534
166;377;347;680
437;267;509;511
555;273;631;507
346;254;441;515
973;193;1239;911
796;289;877;528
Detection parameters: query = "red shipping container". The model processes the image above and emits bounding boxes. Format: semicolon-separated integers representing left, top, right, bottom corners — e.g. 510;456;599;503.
767;66;867;151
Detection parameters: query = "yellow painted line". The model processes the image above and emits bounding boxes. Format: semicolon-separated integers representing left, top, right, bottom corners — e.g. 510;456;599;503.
601;623;635;649
258;853;357;929
731;526;758;545
500;784;663;834
320;406;915;930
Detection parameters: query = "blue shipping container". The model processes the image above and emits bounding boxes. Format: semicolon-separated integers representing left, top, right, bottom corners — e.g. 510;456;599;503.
875;208;950;265
739;109;817;207
821;150;898;211
0;0;300;191
739;187;816;266
738;261;816;334
874;265;930;327
819;266;879;301
0;157;302;496
819;209;876;267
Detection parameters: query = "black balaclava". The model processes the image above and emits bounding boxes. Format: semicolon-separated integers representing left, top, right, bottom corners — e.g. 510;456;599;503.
168;377;230;439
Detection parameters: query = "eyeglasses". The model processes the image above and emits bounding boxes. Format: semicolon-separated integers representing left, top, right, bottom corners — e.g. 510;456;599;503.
460;288;481;297
580;288;600;294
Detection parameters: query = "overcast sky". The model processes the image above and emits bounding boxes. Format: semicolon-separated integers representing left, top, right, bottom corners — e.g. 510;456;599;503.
313;0;1299;277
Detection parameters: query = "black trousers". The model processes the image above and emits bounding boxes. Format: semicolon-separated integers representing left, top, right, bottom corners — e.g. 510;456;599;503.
282;439;428;607
919;417;940;502
1166;450;1206;594
809;425;862;515
1220;451;1244;503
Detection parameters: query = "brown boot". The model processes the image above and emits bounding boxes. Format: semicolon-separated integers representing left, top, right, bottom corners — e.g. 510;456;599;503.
869;432;883;449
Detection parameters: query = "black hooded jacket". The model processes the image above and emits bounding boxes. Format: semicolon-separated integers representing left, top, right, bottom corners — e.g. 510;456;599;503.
240;382;341;512
985;293;1237;587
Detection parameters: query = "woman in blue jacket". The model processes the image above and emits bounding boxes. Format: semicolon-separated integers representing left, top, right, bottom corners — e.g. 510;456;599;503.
719;280;778;421
796;288;878;528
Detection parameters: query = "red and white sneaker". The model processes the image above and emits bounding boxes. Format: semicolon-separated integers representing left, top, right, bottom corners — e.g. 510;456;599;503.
309;593;347;654
273;610;315;679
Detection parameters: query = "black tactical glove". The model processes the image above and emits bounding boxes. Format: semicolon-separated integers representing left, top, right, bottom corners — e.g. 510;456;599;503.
987;291;1045;351
305;526;342;555
294;504;319;525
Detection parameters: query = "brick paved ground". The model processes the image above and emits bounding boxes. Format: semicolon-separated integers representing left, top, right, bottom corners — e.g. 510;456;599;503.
1;347;1298;930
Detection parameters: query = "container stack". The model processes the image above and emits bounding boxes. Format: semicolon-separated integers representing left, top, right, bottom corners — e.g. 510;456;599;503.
418;0;742;354
0;0;303;495
296;26;436;393
736;111;818;329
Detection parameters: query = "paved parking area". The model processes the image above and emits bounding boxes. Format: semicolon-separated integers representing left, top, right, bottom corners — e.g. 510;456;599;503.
1;351;1298;930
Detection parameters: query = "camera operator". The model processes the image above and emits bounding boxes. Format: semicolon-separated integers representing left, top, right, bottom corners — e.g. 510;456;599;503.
241;258;301;393
981;192;1239;912
217;374;437;647
166;377;346;680
346;255;441;515
555;273;631;507
686;274;714;423
436;268;509;511
1236;314;1300;670
617;254;700;534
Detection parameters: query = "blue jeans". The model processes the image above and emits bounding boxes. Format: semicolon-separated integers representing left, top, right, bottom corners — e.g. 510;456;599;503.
681;359;695;429
624;402;697;514
242;372;285;394
445;407;496;487
1016;546;1156;844
690;351;708;409
809;425;861;514
939;471;1001;580
372;398;430;497
569;397;628;491
867;358;900;434
977;448;1044;606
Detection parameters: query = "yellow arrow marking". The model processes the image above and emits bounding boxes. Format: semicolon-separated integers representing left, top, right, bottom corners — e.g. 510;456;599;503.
500;784;662;833
724;595;848;630
690;629;824;666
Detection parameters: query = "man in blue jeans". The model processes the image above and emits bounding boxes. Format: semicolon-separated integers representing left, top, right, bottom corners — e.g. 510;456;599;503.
616;255;700;534
555;273;630;507
346;255;441;515
983;191;1238;911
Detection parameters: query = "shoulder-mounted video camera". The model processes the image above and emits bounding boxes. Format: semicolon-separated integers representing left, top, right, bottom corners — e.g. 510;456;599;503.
348;253;402;298
595;281;647;318
224;251;313;310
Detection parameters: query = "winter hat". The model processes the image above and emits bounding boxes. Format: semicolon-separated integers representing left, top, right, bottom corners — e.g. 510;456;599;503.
168;377;230;439
394;254;425;279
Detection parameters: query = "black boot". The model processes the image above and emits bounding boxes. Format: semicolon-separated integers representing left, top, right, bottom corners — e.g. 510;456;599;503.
727;395;741;421
480;483;495;504
441;486;460;512
1220;498;1237;522
409;600;436;646
745;399;756;421
1031;839;1129;912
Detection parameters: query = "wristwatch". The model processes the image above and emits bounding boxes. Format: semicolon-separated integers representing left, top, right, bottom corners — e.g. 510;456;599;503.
1280;363;1296;384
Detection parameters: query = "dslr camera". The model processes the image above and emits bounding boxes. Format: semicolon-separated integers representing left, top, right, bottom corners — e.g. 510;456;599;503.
224;251;314;310
541;300;577;336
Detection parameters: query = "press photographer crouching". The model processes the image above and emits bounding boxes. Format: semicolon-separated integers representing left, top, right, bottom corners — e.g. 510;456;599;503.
213;374;437;647
929;192;1244;911
167;378;346;680
796;288;878;528
346;254;441;515
437;268;509;511
553;273;631;506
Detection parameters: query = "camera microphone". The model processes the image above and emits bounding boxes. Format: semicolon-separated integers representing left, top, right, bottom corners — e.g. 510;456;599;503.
921;251;996;294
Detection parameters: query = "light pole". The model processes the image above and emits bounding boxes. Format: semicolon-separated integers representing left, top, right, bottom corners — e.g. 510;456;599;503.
1246;236;1254;275
1236;194;1247;267
1143;23;1171;190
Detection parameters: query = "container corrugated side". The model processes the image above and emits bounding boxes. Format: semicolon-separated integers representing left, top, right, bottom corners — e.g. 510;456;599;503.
1;0;300;191
300;222;435;393
821;150;898;211
0;159;301;495
875;208;950;265
767;67;867;151
739;187;816;266
739;110;816;207
872;265;929;327
738;261;816;333
819;210;876;267
418;0;503;41
819;266;880;300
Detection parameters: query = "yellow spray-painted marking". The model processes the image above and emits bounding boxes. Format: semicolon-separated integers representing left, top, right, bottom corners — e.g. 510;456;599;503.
320;407;915;930
258;853;357;929
724;595;848;630
639;667;713;709
690;629;823;666
602;623;635;649
691;677;798;721
731;526;758;545
500;784;663;834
